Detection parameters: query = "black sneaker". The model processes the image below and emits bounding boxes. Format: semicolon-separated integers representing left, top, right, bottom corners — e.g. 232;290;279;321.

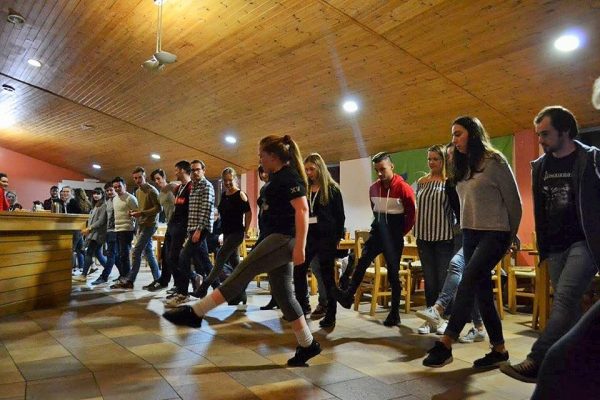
311;304;327;320
383;311;401;327
193;282;209;299
143;281;167;292
287;339;322;367
473;349;509;369
423;341;453;368
332;287;354;309
110;280;133;289
499;358;538;383
162;305;203;328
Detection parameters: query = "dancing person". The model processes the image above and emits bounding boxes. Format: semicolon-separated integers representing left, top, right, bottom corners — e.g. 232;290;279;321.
293;153;345;328
164;135;322;366
423;116;521;368
333;152;415;327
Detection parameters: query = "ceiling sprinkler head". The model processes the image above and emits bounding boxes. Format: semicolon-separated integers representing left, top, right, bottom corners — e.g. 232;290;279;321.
7;8;25;25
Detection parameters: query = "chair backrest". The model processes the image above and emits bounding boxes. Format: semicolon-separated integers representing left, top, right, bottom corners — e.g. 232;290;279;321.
239;239;248;258
354;230;370;259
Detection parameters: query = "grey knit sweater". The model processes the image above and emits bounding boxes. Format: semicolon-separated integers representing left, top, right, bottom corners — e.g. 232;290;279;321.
456;154;522;236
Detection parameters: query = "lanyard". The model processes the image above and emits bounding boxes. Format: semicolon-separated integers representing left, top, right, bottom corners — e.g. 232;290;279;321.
308;188;319;215
176;181;190;200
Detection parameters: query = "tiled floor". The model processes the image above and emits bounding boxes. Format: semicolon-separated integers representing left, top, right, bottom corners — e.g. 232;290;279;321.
0;270;537;400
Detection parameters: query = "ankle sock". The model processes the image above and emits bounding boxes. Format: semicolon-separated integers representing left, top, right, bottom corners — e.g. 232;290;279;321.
191;289;225;317
291;316;313;347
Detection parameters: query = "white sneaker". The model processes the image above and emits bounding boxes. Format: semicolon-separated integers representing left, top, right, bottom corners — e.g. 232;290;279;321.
436;320;448;335
458;327;487;343
72;275;87;282
164;294;190;308
416;306;443;328
417;321;432;334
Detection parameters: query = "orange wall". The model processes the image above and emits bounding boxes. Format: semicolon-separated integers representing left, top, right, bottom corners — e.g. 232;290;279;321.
0;146;89;209
513;129;539;263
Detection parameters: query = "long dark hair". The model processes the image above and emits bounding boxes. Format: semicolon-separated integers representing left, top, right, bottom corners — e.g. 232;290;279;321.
260;135;307;188
452;116;504;181
91;187;105;208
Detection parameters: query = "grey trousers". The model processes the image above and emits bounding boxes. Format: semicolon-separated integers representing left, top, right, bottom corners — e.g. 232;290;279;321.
219;233;304;321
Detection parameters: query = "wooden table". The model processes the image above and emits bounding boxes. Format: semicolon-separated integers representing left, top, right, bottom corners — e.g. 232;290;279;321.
152;234;165;260
0;211;88;316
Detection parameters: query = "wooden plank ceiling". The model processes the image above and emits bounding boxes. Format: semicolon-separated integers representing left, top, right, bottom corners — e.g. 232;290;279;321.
0;0;599;181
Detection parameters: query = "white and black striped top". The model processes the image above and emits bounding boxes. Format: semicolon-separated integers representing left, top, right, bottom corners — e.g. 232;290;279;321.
414;180;454;241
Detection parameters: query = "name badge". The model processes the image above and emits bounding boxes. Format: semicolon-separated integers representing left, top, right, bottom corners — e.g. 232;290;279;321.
308;216;318;224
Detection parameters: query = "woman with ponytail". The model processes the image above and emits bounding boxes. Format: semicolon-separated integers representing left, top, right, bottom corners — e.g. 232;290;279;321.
164;134;322;366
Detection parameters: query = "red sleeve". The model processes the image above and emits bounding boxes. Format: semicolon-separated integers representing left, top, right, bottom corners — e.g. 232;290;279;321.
0;188;9;211
400;181;416;235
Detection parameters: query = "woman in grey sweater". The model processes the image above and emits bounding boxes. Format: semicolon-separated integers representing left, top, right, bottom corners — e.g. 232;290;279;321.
423;116;522;369
74;188;109;282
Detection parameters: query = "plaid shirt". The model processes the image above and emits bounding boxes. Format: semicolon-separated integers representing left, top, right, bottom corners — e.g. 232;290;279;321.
187;177;215;233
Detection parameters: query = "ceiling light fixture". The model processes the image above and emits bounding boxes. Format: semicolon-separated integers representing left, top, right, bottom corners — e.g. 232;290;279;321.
554;33;581;52
1;84;16;93
225;135;237;144
92;164;102;170
27;59;42;67
151;153;161;160
342;99;359;114
6;8;25;25
142;0;177;72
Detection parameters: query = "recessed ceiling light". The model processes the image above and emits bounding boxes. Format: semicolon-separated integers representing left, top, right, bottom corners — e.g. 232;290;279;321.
342;100;359;114
225;135;237;144
151;153;161;160
92;164;102;170
27;59;42;68
1;84;15;93
554;34;580;52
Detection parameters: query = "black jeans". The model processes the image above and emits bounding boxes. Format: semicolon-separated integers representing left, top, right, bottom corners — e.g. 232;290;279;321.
294;230;338;316
417;238;455;308
445;229;510;346
161;221;188;287
175;229;214;295
349;222;404;312
116;231;134;278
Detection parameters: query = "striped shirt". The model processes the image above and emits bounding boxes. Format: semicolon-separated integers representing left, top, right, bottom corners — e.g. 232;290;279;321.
414;179;454;241
187;177;215;233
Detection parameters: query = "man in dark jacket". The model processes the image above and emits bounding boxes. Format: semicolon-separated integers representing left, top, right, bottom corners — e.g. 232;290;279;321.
501;106;600;383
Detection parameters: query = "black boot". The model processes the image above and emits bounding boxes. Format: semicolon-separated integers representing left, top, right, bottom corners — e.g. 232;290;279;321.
260;297;278;310
193;282;210;299
162;305;203;328
228;291;247;306
333;286;355;309
319;308;336;329
383;308;400;327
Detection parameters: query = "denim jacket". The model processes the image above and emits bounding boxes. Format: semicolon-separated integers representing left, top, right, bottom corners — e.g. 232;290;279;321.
532;140;600;271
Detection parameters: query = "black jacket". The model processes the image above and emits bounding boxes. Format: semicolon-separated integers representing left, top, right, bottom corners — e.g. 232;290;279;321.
309;185;346;241
532;140;600;271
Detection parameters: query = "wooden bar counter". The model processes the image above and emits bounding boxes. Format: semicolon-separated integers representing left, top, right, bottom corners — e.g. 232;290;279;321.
0;211;88;317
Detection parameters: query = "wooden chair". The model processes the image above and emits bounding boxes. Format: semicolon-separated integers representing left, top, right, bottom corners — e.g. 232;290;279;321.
506;246;536;314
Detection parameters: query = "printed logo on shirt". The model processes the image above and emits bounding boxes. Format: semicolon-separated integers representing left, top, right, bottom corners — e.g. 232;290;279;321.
290;186;301;194
543;171;571;181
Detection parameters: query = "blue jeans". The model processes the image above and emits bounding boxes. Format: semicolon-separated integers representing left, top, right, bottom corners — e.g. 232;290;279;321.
532;298;600;400
116;230;134;278
128;225;160;283
436;248;483;325
72;233;84;269
100;232;120;280
418;239;455;307
445;229;510;345
528;241;597;364
82;240;108;276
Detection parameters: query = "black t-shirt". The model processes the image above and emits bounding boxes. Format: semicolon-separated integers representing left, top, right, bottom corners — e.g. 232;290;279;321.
261;165;306;237
541;149;585;252
218;190;251;234
169;181;192;225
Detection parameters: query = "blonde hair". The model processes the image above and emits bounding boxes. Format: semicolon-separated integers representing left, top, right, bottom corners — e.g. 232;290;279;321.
424;144;447;181
304;153;339;206
259;135;307;188
221;167;239;189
